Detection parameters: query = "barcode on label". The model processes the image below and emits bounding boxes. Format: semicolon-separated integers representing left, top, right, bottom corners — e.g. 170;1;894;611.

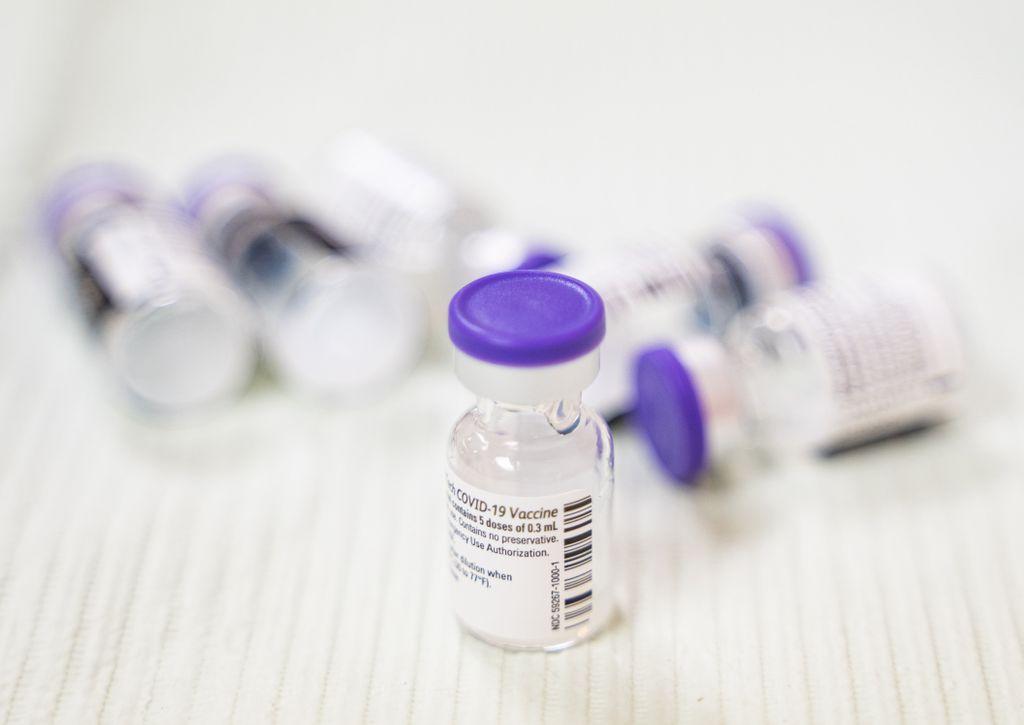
563;495;593;629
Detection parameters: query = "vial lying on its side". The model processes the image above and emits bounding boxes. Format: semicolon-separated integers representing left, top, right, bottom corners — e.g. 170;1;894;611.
322;130;487;275
447;271;614;650
319;131;553;328
547;207;813;419
633;273;967;483
185;160;426;399
41;163;256;413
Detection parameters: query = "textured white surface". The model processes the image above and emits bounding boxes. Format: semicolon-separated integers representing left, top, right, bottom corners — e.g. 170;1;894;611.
3;0;1024;722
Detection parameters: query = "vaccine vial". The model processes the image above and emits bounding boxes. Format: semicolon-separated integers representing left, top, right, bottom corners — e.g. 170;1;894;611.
446;270;614;650
320;131;553;330
633;273;967;483
185;160;426;398
322;130;488;276
548;207;813;419
41;163;256;413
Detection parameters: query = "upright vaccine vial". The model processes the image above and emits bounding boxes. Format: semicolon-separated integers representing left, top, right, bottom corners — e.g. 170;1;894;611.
446;271;614;650
41;163;256;413
549;207;813;419
186;160;426;398
633;273;967;482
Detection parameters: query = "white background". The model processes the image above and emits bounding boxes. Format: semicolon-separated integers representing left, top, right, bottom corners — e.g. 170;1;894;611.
2;0;1024;722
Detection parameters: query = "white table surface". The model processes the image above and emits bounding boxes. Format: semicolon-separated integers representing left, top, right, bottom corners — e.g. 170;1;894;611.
2;1;1024;722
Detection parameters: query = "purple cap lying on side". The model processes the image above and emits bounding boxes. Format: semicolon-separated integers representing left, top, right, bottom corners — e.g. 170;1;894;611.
40;162;147;244
448;270;605;367
515;246;568;271
633;345;708;484
182;157;274;222
738;204;814;285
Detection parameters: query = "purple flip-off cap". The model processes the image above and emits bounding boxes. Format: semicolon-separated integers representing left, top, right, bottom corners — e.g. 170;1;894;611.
739;204;813;285
182;157;274;221
40;162;148;243
449;270;605;367
633;345;708;484
516;245;568;271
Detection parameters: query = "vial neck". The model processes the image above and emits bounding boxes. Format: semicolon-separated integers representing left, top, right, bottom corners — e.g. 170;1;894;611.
476;394;583;435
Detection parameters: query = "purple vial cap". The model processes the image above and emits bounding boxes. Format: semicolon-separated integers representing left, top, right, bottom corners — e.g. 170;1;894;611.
516;246;568;271
633;345;708;484
182;157;273;221
449;270;605;367
40;162;147;243
741;206;813;285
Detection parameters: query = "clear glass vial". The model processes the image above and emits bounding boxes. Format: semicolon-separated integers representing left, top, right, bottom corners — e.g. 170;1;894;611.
319;131;553;329
322;130;488;277
41;163;256;413
186;159;426;399
446;270;614;650
549;206;814;419
633;273;967;483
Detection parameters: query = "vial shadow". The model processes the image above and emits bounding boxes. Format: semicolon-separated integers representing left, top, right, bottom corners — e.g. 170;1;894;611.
686;417;1011;542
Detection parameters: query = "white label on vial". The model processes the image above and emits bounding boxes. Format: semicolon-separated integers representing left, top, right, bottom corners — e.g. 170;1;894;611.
446;471;596;645
79;217;172;307
790;274;966;449
75;212;230;314
555;243;705;323
325;132;476;270
558;244;709;417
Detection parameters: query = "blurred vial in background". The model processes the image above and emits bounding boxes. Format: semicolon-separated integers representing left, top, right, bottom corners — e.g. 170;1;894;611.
41;163;256;414
319;131;554;336
186;159;426;399
633;273;967;484
543;207;813;419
